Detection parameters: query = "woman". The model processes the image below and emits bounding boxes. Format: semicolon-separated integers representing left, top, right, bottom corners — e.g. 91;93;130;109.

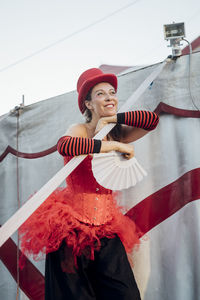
20;68;159;300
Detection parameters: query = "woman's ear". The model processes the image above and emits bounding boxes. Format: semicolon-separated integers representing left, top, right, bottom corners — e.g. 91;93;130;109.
85;100;93;110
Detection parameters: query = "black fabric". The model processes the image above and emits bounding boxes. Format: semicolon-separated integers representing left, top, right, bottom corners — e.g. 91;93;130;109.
93;139;101;154
57;136;102;156
117;111;159;131
117;112;126;124
45;236;141;300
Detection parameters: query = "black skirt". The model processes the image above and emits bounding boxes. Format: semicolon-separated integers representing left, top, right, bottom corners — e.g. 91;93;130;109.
45;235;141;300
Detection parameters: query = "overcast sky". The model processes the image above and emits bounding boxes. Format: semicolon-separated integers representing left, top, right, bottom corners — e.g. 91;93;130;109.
0;0;199;116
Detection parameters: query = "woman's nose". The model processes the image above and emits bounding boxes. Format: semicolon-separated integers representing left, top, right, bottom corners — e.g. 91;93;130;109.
105;93;112;101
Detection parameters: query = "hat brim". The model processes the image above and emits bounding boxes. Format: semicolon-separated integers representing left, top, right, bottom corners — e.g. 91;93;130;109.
78;73;118;113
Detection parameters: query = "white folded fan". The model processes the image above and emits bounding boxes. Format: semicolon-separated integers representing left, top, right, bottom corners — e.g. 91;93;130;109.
92;152;147;190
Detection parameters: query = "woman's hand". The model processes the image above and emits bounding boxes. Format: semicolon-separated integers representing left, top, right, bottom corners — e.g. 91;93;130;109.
115;142;134;159
95;115;117;135
100;141;134;159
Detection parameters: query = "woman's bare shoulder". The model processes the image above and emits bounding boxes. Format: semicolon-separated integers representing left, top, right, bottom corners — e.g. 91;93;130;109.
64;123;88;137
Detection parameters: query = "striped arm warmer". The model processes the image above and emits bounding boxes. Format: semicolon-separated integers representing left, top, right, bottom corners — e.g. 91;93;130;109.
57;136;102;156
117;111;159;131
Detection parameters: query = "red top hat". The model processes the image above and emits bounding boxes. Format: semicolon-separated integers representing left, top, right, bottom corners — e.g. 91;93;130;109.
77;68;118;113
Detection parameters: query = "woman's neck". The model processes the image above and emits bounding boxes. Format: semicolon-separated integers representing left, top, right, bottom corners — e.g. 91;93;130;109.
85;117;112;141
85;116;99;138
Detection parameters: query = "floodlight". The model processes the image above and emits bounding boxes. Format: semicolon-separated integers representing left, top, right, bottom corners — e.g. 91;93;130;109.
164;23;185;40
163;22;185;57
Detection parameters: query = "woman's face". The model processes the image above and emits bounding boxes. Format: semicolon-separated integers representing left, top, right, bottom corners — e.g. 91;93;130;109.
85;82;118;118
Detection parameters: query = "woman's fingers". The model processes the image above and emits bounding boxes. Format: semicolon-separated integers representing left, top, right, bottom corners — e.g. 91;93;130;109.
100;141;134;158
123;151;134;159
118;143;134;159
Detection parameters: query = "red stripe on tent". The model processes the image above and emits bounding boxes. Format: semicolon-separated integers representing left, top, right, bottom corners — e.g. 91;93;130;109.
0;237;44;300
126;167;200;235
154;102;200;117
182;37;200;55
0;145;57;162
0;103;199;163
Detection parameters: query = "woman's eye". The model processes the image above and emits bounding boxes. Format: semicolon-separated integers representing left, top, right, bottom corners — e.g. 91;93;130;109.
97;92;103;96
111;91;116;95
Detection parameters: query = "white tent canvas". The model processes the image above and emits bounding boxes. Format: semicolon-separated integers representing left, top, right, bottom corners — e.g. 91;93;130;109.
0;52;200;300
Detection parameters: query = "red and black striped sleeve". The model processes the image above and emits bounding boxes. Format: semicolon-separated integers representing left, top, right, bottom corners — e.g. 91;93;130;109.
117;111;159;131
57;136;102;157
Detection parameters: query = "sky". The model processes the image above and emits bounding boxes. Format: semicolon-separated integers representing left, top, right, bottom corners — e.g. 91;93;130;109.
0;0;200;116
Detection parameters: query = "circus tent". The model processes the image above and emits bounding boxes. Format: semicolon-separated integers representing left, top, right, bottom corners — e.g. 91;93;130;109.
0;50;200;300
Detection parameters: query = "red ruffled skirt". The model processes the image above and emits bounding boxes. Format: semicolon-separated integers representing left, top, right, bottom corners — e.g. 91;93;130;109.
19;187;140;268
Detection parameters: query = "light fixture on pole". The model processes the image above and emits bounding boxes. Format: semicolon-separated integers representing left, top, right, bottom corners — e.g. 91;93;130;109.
163;22;185;57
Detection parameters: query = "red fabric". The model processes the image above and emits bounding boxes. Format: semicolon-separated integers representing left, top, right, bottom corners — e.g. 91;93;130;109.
154;102;200;118
63;155;117;225
57;136;101;157
0;236;44;300
182;37;200;55
19;156;140;266
126;167;200;235
124;111;159;130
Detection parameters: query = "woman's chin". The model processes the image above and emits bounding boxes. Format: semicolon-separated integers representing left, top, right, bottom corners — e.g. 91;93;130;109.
103;109;117;117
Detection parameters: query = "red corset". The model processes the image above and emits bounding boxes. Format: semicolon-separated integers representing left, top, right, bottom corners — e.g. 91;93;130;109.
64;155;117;225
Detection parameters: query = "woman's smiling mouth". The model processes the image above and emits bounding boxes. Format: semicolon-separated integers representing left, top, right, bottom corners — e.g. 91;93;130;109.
104;104;114;108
